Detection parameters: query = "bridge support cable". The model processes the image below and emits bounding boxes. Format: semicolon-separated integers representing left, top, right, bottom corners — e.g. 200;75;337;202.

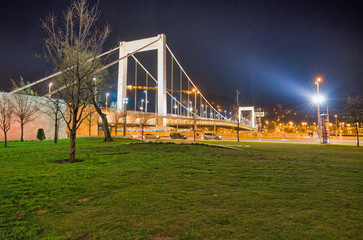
45;37;162;97
12;46;121;94
131;55;195;118
179;69;182;116
166;44;227;121
170;55;174;114
145;73;148;112
134;63;137;111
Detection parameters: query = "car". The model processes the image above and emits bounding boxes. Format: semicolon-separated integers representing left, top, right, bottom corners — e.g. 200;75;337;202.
125;133;135;138
202;133;222;140
170;133;188;139
143;133;160;139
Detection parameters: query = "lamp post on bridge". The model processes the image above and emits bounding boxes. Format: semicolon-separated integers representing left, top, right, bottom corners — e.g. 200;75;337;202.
192;89;198;141
140;99;144;111
144;90;148;112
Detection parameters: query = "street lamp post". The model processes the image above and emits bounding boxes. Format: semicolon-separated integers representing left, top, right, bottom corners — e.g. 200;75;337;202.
93;77;97;102
144;90;148;112
105;93;109;108
123;98;128;137
48;82;53;95
140;99;144;111
258;107;262;141
315;77;321;142
334;114;338;138
174;105;179;130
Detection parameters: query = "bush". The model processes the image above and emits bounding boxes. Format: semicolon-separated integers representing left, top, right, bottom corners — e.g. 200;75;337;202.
37;129;46;141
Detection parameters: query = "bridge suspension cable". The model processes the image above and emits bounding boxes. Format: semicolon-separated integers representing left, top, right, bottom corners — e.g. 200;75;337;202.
11;46;121;94
131;55;193;116
45;36;162;97
166;44;227;120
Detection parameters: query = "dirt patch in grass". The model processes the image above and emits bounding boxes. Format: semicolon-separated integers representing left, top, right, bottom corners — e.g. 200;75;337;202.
153;233;173;239
36;209;48;215
76;233;92;240
54;159;84;164
100;152;129;156
77;197;92;203
14;211;23;218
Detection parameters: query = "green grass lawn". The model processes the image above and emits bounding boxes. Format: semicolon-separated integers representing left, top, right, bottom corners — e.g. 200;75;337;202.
0;138;362;239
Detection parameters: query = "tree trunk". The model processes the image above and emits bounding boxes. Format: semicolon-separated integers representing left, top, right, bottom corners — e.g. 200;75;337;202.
89;121;91;136
142;126;144;139
20;121;24;142
70;130;76;162
237;122;240;143
54;116;58;143
123;113;127;137
115;125;117;136
356;122;360;147
92;99;113;142
4;131;7;147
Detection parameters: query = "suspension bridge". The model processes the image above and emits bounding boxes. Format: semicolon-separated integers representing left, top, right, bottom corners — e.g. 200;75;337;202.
11;34;255;135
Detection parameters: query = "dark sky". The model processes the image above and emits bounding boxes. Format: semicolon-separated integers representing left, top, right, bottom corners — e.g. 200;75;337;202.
0;0;362;111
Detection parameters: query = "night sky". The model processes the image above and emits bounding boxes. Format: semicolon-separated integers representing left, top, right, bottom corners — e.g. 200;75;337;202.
0;0;362;111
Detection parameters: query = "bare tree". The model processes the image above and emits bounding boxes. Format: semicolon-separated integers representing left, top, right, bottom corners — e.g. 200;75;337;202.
0;93;14;147
88;80;113;141
234;89;243;142
42;97;65;143
42;0;111;162
85;105;97;136
345;95;363;147
133;112;154;139
12;78;39;142
112;109;125;136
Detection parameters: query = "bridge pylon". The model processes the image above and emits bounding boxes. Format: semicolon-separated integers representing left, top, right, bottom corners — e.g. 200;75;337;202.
117;34;167;125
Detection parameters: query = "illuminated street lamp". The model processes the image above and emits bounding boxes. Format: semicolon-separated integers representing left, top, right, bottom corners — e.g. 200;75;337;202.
48;82;53;96
144;90;148;112
141;99;144;111
315;77;322;141
334;114;338;137
93;78;97;102
105;92;109;108
122;97;129;136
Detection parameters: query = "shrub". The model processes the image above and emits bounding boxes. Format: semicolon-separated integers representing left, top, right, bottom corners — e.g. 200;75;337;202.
37;129;46;141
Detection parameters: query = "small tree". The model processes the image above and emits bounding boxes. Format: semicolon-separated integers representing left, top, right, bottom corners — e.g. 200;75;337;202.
133;112;154;139
37;129;46;141
345;95;363;147
85;106;97;136
0;93;14;147
42;0;111;162
12;78;39;142
42;97;65;143
112;109;125;136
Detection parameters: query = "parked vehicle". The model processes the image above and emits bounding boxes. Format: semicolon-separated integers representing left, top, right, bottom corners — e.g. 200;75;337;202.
202;133;222;140
125;133;136;138
170;133;188;139
143;133;160;139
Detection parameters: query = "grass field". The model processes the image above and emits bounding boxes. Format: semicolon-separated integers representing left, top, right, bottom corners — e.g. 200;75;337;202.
0;138;362;239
